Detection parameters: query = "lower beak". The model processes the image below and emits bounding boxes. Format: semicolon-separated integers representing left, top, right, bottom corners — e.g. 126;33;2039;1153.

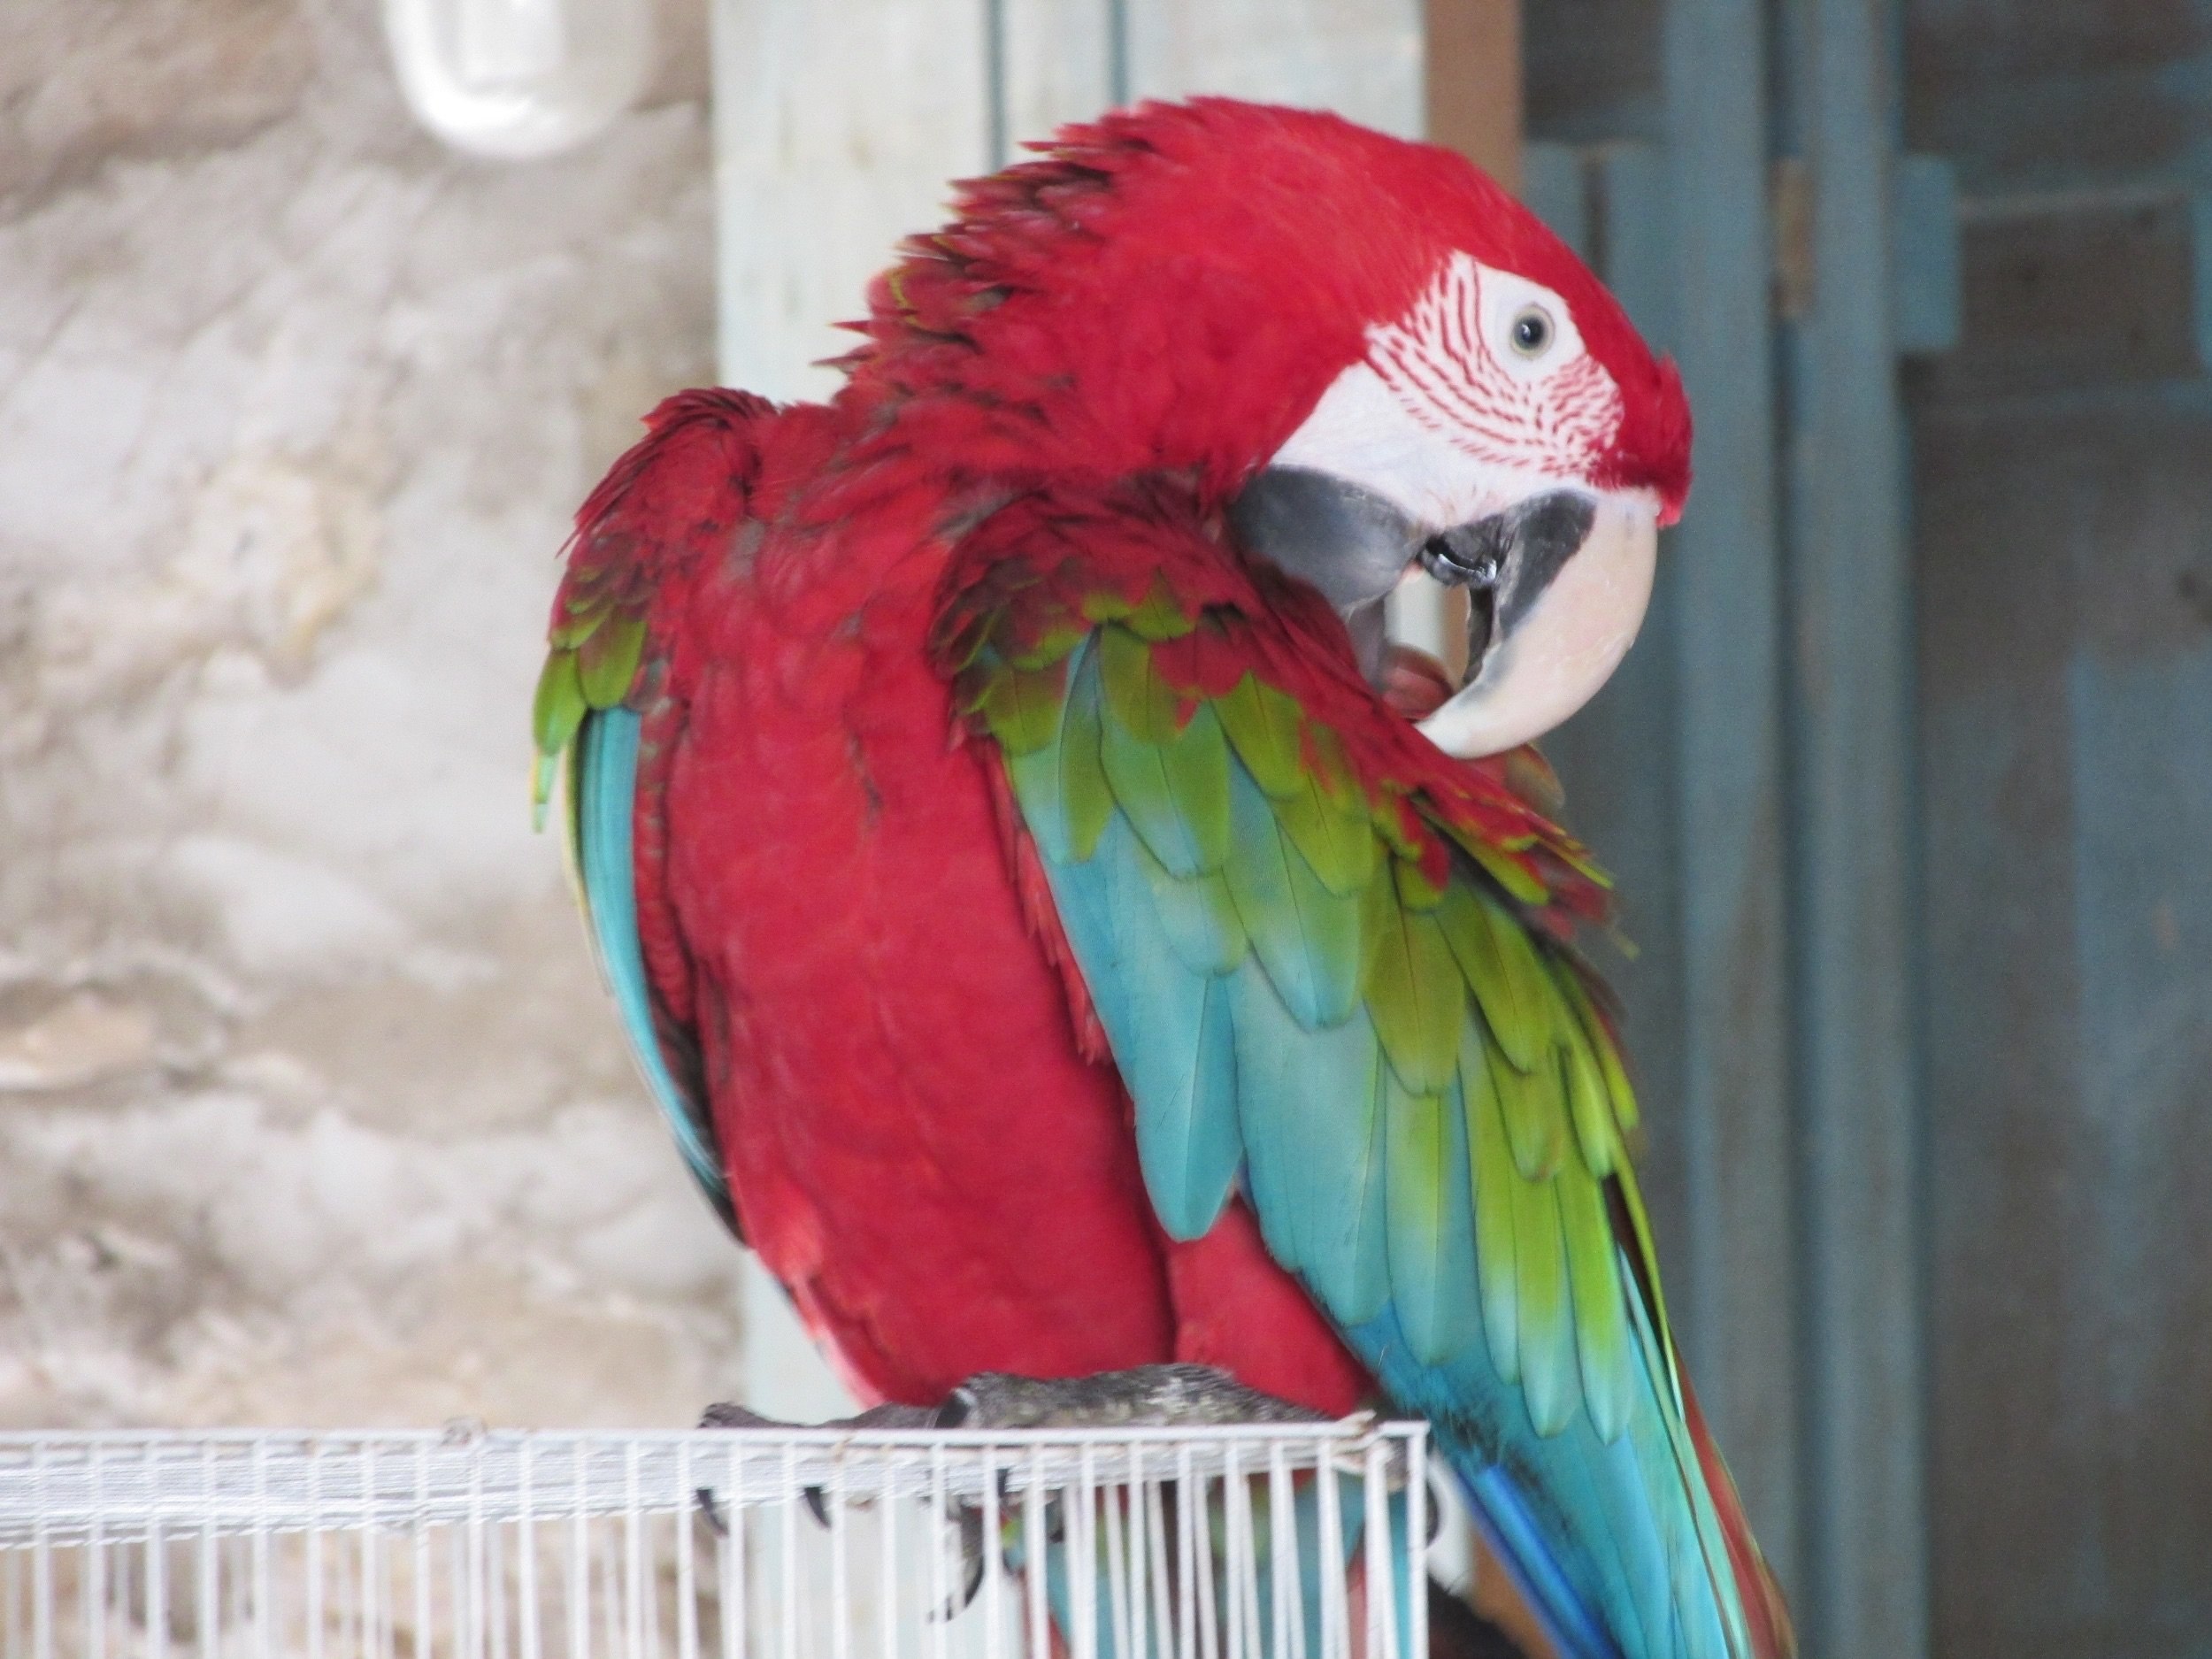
1415;492;1659;759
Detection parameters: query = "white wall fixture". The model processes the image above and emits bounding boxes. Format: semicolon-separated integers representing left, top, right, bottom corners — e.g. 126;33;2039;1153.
385;0;653;158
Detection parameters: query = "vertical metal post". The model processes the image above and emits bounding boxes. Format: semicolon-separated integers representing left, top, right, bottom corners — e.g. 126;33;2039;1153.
365;1444;387;1659
722;1441;746;1659
622;1446;643;1659
518;1442;540;1659
148;1479;167;1659
983;0;1010;166
569;1445;590;1659
86;1448;105;1659
1660;0;1802;1599
1025;1448;1052;1659
413;1448;433;1659
1782;0;1930;1650
676;1443;698;1659
307;1444;326;1659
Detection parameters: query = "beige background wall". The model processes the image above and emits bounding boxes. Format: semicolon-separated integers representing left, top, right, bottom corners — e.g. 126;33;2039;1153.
0;0;1431;1437
0;0;745;1430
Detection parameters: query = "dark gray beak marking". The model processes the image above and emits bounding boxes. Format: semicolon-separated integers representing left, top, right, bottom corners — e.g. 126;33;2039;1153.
1227;466;1598;689
1419;492;1596;672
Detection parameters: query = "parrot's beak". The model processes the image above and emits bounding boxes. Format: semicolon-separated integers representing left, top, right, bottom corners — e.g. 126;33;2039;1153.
1415;490;1658;759
1225;467;1658;757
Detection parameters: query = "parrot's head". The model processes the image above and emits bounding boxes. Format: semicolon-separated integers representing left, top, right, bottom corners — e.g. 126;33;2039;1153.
862;97;1691;758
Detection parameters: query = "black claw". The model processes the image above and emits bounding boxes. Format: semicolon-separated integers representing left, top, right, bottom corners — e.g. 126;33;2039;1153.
927;1506;988;1621
933;1386;976;1430
960;1535;987;1613
694;1487;727;1537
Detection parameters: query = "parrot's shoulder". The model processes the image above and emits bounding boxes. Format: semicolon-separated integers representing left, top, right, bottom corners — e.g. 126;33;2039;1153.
931;481;1611;923
533;388;780;779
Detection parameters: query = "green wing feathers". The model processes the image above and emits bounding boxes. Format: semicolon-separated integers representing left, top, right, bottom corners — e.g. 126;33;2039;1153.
534;584;649;818
957;601;1660;1445
948;541;1785;1655
533;386;775;817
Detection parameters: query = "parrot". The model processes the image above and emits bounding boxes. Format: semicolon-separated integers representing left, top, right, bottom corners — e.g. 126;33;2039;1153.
531;97;1794;1659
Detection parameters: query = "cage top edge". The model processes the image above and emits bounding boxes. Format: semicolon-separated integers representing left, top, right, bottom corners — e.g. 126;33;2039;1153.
0;1419;1429;1452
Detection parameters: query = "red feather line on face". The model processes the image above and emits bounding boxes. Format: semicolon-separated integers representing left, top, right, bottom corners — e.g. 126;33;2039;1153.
1369;251;1624;478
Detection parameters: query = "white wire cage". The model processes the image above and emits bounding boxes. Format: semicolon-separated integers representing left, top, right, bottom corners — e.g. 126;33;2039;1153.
0;1423;1435;1659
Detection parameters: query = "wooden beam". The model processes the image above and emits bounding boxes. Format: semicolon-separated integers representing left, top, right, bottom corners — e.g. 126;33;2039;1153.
1423;0;1520;190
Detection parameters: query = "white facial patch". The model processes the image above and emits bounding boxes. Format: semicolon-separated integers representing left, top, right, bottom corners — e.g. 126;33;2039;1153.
1272;254;1624;533
1260;252;1655;760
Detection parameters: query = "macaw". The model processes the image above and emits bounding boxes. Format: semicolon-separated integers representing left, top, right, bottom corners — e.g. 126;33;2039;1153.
532;98;1793;1659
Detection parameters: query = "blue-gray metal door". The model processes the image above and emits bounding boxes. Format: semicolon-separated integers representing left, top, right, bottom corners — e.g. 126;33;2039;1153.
1515;0;2212;1654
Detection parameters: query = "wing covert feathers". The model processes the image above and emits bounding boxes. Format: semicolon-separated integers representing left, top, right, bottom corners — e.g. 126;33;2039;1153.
534;388;774;814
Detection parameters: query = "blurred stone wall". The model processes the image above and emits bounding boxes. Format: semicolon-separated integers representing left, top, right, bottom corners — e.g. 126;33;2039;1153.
0;0;747;1429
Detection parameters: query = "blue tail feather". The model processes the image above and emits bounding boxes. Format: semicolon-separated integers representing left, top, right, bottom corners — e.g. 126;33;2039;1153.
572;709;729;1216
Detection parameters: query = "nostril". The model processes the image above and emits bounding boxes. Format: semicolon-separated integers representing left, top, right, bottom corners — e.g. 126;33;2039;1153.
1419;528;1503;589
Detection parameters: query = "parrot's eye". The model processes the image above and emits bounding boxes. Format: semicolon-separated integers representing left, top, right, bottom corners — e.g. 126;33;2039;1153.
1509;305;1555;358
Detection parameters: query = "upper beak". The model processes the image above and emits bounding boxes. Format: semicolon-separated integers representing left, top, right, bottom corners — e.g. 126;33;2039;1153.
1415;490;1658;758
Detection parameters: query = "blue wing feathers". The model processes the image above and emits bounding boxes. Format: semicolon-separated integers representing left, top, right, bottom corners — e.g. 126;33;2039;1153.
1039;811;1242;1242
1223;772;1363;1027
1386;1081;1483;1364
571;708;732;1226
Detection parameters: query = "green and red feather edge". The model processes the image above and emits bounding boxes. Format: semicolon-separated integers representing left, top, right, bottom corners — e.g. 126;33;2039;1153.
932;479;1617;956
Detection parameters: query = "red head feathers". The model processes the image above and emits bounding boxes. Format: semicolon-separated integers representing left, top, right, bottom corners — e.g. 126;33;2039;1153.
839;97;1691;525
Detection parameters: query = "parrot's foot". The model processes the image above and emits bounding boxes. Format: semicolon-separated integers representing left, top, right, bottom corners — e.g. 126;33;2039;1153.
691;1367;1332;1545
941;1366;1422;1502
696;1399;939;1432
938;1363;1333;1432
697;1363;1327;1439
692;1401;940;1534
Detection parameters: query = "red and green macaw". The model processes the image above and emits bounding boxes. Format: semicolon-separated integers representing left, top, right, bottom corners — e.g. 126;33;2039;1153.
533;98;1793;1659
